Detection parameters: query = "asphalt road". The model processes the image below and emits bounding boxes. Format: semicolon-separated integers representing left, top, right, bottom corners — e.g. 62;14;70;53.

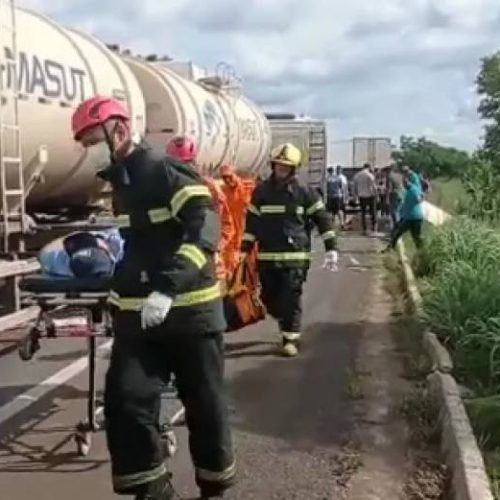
0;235;379;500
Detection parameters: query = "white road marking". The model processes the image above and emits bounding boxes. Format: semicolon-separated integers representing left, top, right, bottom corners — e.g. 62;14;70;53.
169;406;186;426
349;256;361;266
0;339;112;425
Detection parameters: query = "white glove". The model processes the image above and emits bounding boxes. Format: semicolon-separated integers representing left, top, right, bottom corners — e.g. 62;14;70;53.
323;250;339;272
141;291;173;330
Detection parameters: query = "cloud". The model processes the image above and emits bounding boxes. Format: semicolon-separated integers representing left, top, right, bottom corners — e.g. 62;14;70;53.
15;0;500;155
178;0;303;34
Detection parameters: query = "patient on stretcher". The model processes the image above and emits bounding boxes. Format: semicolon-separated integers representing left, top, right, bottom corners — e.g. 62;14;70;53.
38;228;123;279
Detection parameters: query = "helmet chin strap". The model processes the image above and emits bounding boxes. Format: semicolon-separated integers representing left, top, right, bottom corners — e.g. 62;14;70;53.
101;121;130;164
101;123;116;163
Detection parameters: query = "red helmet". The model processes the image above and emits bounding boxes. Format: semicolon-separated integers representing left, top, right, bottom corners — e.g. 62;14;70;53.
72;95;130;141
166;136;197;163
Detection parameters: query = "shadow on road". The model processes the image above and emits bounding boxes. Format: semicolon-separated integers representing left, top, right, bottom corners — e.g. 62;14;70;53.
0;384;106;474
37;350;89;362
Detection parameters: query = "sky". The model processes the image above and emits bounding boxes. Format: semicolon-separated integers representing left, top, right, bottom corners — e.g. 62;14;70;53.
17;0;500;164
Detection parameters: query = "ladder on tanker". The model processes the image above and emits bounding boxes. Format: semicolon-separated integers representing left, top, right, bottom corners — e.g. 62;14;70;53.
307;125;327;195
0;0;26;252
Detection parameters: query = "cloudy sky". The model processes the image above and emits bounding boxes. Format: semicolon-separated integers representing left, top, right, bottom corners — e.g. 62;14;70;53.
18;0;500;163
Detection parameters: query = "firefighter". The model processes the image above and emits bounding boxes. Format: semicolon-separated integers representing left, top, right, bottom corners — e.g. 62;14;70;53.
71;96;235;500
241;143;339;357
166;136;237;282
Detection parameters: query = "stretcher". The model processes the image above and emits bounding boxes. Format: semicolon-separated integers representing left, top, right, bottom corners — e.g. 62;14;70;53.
18;274;184;458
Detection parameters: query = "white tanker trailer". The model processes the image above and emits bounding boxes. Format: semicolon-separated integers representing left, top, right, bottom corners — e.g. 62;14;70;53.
121;55;270;178
0;6;271;215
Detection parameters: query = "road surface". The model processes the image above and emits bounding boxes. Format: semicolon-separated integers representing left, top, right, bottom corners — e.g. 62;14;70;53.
0;235;409;499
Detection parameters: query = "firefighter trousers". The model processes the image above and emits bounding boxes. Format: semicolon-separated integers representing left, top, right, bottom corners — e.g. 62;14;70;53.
104;312;235;497
258;267;306;344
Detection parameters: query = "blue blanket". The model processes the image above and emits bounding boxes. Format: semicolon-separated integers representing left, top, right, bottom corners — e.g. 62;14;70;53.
39;228;124;278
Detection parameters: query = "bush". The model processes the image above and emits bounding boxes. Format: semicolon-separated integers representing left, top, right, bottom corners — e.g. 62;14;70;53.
416;219;500;391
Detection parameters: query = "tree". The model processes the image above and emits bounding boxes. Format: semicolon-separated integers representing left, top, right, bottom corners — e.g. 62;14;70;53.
477;52;500;167
392;135;471;178
461;156;500;222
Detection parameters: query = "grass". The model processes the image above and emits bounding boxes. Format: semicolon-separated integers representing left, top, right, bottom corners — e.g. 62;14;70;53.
428;177;467;214
485;450;500;500
412;219;500;392
402;215;500;496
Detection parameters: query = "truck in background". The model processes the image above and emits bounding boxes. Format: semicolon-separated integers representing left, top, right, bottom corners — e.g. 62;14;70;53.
334;137;393;210
265;114;327;197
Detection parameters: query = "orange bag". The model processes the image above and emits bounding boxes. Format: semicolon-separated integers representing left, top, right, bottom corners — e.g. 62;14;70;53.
224;249;266;332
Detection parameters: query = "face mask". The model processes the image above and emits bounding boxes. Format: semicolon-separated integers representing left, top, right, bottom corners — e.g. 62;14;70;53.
86;141;112;171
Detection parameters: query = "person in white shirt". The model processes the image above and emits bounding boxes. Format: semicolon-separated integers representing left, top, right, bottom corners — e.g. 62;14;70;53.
353;163;378;235
326;165;349;228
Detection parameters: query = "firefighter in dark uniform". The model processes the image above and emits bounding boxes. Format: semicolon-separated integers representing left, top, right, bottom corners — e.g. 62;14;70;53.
241;143;339;357
71;96;235;500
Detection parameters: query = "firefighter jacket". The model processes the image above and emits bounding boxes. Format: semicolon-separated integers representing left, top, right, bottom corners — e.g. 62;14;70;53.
241;176;337;268
100;143;226;335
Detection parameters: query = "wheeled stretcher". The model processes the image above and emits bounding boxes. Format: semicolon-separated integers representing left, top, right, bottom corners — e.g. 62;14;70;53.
18;274;183;458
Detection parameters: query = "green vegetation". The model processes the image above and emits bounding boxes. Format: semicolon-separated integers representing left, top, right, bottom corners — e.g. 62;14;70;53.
409;218;500;497
412;218;500;393
477;51;500;169
392;47;500;499
427;178;467;215
392;136;473;179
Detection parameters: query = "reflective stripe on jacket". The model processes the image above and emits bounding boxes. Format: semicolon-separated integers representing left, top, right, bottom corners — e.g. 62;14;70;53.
241;176;336;267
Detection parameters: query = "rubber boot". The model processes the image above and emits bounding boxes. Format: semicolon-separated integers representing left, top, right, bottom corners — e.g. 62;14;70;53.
281;341;299;357
134;473;175;500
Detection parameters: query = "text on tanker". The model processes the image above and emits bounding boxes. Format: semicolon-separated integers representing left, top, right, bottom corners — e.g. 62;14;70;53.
1;47;86;102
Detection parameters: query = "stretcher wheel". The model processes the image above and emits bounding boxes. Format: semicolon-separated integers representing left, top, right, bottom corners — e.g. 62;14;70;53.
74;432;91;457
47;324;56;338
18;329;40;361
161;429;177;458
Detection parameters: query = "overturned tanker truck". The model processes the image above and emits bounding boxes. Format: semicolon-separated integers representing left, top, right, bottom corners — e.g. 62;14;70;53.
0;5;272;250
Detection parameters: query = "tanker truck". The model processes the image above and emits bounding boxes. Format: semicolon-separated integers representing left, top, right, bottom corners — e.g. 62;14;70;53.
0;4;271;250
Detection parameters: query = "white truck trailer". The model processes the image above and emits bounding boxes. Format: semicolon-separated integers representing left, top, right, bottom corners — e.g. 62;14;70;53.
265;114;327;196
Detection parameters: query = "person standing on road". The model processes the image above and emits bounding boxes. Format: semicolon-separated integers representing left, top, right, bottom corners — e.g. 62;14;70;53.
325;165;348;228
71;96;235;500
241;143;339;358
353;163;378;235
386;164;404;230
384;170;424;251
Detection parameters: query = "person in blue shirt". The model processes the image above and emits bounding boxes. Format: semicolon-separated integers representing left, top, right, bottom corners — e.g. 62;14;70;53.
383;170;424;251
